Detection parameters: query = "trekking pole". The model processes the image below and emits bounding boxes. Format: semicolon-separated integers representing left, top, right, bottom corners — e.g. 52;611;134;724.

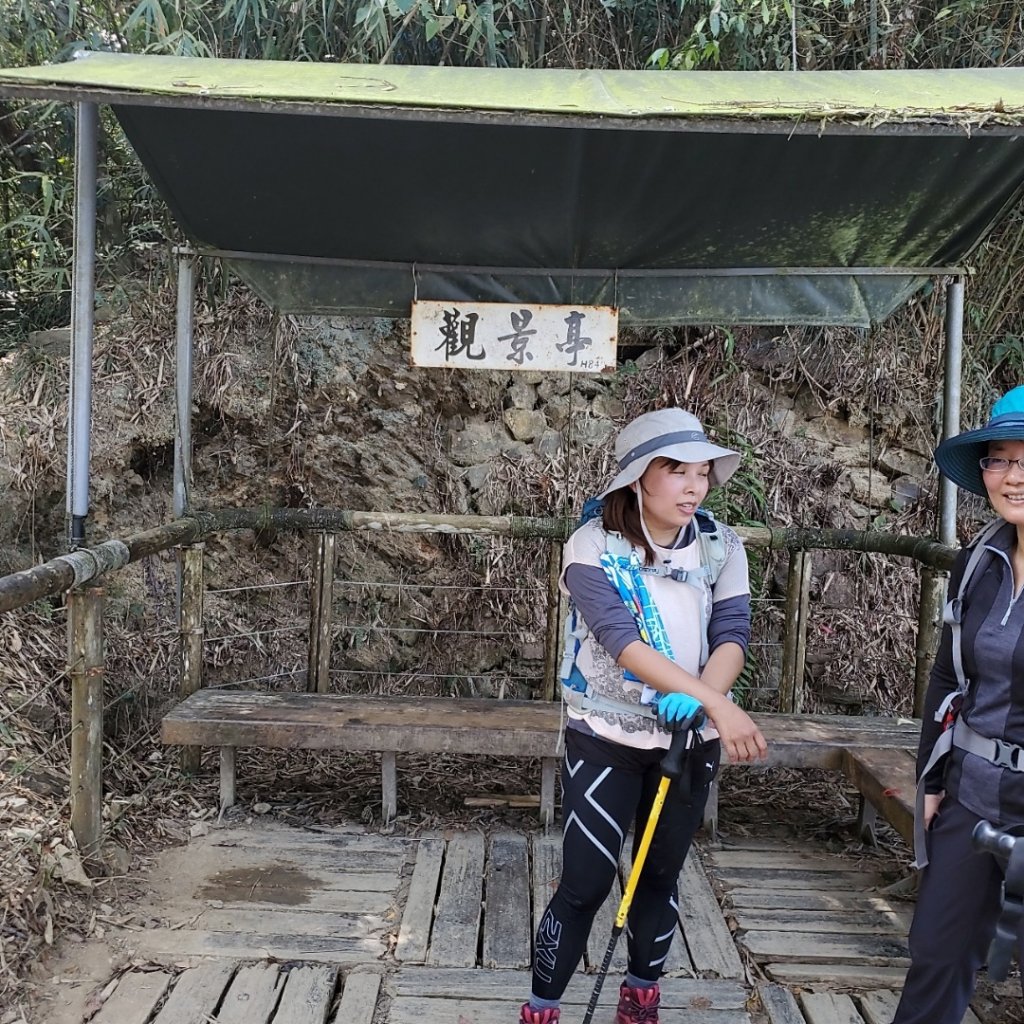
973;820;1024;981
580;713;701;1024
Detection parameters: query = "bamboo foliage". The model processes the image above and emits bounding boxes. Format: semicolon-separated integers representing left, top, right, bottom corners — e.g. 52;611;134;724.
3;0;1024;347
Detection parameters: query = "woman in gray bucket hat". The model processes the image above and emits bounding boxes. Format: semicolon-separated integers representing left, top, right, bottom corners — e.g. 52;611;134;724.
894;385;1024;1024
518;408;766;1024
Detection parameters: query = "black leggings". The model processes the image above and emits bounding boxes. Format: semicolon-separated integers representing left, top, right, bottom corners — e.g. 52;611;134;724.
532;728;720;1001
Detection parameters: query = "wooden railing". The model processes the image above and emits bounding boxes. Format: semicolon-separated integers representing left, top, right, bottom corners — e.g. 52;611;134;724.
0;507;957;859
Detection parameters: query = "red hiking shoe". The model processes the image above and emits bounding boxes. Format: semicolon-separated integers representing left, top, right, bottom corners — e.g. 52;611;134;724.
518;1003;560;1023
615;981;661;1024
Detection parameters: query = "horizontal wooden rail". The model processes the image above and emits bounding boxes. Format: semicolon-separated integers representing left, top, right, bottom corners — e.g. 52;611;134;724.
0;506;957;614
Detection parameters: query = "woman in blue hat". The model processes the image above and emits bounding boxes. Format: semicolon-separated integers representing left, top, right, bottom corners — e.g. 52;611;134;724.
894;385;1024;1023
517;408;767;1024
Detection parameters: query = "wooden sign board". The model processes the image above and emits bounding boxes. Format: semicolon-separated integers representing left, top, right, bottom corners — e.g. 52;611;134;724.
410;301;617;373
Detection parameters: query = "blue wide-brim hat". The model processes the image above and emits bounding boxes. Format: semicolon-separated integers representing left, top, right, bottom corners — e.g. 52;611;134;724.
935;385;1024;496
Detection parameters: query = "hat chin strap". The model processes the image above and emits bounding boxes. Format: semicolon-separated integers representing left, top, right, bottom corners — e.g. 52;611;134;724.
636;487;675;556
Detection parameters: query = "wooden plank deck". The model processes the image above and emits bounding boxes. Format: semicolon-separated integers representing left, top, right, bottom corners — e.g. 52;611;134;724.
89;820;1009;1024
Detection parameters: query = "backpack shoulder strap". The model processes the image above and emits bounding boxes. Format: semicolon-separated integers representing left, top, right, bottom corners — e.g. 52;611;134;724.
694;508;728;587
946;517;1004;702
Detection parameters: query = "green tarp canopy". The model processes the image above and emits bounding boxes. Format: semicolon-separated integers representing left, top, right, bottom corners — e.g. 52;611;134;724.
4;52;1024;325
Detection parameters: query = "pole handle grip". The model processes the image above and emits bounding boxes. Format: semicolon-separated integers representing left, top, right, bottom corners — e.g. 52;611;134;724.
661;715;699;780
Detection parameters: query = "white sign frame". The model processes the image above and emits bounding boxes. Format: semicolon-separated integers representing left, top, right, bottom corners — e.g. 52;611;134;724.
410;300;618;374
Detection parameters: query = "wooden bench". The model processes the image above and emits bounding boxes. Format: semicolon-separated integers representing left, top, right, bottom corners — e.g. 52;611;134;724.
840;746;918;847
162;691;565;825
162;692;921;835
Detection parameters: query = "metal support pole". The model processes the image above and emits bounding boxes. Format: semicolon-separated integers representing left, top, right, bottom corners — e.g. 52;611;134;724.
67;102;99;550
173;257;196;519
69;584;104;860
939;277;965;548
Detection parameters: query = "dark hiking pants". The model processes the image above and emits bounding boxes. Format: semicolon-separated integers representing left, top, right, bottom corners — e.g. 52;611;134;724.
530;728;719;1002
893;798;1024;1024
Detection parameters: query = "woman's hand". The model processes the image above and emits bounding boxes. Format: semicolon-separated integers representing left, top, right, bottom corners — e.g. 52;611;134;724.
923;791;944;830
708;699;767;763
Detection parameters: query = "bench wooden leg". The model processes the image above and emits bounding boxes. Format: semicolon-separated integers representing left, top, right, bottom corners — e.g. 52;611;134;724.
541;757;557;828
220;746;236;812
857;794;878;845
382;751;397;824
703;775;719;839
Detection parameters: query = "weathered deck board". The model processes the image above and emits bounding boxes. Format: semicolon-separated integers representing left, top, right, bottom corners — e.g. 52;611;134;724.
766;963;908;988
742;930;909;966
273;964;337;1024
333;971;382;1024
395;836;445;964
389;968;749;1008
482;831;532;969
729;908;910;935
387;999;751;1024
90;971;172;1024
679;853;745;979
215;963;282;1024
758;982;804;1024
726;891;906;914
799;991;864;1024
150;963;235;1024
531;833;561;942
715;868;884;891
713;850;878;872
427;831;485;967
199;908;381;938
857;989;900;1024
197;890;394;915
131;929;383;962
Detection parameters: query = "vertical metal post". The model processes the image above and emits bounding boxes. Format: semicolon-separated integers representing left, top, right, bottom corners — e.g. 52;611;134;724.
178;543;205;773
69;584;104;860
939;277;965;548
173;256;196;520
67;102;99;550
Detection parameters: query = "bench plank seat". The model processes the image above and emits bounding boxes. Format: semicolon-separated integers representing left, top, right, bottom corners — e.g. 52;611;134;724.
162;691;922;831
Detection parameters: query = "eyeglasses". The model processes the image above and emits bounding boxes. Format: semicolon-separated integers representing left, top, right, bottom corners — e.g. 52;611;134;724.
979;457;1024;473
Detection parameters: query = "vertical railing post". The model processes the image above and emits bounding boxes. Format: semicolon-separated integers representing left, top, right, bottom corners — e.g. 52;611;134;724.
307;532;335;693
779;549;812;713
69;583;104;860
915;566;945;717
178;543;205;772
542;539;563;702
793;551;812;714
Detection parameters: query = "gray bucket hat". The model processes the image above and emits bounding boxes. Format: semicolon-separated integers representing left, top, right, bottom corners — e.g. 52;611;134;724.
935;385;1024;496
598;408;741;499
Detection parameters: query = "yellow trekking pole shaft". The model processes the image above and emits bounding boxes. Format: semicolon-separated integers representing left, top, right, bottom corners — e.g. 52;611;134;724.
615;774;670;929
580;720;697;1024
